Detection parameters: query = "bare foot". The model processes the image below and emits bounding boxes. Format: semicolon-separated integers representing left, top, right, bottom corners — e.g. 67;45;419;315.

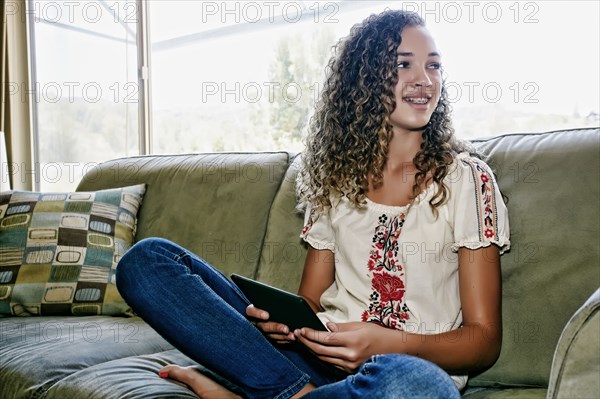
159;365;242;399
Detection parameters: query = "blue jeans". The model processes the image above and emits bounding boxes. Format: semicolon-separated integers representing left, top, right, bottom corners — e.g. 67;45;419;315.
116;238;461;399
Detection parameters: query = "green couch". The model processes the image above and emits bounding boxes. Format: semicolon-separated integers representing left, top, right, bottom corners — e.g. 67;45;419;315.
1;127;598;398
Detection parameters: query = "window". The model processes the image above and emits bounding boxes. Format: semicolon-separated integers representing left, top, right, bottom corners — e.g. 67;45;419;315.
28;0;139;191
149;0;345;154
28;1;599;189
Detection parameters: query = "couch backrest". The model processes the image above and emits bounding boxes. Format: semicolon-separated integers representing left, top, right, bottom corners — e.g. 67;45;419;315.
77;152;292;279
255;154;307;291
467;128;599;387
257;127;600;388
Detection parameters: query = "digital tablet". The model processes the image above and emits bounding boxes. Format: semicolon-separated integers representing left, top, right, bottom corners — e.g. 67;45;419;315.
231;274;328;331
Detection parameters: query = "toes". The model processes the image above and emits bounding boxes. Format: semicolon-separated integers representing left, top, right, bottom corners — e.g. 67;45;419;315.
158;364;186;379
157;365;242;399
158;364;173;377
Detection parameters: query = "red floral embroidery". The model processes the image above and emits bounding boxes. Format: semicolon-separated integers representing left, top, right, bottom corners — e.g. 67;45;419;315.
479;168;496;240
372;271;405;303
367;214;404;272
300;208;317;237
464;159;498;242
363;213;411;329
301;224;311;236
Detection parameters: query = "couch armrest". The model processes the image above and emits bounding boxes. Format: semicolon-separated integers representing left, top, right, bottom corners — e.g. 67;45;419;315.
547;288;600;399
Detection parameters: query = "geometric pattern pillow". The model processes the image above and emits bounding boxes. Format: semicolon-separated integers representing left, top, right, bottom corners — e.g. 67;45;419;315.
0;184;145;316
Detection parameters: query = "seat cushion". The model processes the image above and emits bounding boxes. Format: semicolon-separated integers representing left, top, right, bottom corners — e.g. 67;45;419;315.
0;316;175;398
463;387;547;398
42;350;201;399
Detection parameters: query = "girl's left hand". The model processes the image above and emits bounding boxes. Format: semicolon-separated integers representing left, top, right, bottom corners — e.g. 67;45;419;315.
294;321;386;373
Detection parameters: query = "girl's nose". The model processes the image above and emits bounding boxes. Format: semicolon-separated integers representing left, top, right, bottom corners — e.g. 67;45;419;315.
413;69;433;87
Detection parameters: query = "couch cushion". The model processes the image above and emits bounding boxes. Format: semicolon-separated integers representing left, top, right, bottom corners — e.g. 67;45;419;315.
0;185;145;316
0;316;175;398
41;349;245;399
43;352;198;398
547;288;600;398
76;152;290;278
462;387;547;398
256;154;307;292
469;128;600;387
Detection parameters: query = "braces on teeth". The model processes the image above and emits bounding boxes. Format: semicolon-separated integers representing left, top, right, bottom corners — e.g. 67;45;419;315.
404;97;428;104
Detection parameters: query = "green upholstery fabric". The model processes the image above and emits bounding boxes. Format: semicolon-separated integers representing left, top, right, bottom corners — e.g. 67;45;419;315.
463;387;547;398
547;289;600;398
76;152;290;278
0;316;176;398
43;350;200;399
255;154;307;292
467;129;600;388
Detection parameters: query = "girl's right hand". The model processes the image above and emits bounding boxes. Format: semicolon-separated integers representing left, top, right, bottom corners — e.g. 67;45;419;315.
246;304;296;344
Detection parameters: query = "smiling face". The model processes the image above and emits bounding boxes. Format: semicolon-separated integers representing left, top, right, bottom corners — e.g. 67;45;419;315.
389;25;442;134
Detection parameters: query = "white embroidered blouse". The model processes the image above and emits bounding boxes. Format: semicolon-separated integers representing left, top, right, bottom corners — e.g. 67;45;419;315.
300;152;510;388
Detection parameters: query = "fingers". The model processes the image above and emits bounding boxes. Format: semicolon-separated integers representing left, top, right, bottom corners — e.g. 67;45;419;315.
263;328;296;342
294;323;373;374
246;304;269;320
294;328;344;355
246;305;295;342
295;327;341;345
293;330;360;373
258;321;296;341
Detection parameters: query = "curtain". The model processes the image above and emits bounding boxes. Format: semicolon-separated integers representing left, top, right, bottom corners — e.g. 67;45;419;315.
1;0;32;191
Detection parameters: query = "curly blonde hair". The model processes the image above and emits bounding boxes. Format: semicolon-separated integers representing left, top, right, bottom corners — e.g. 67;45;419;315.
297;10;472;214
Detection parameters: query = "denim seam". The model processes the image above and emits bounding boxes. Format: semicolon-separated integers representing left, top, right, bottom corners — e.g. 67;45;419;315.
220;273;252;305
172;250;249;306
173;251;189;263
273;374;311;399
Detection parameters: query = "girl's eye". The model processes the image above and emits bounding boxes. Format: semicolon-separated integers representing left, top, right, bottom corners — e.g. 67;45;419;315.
428;62;442;70
396;61;409;69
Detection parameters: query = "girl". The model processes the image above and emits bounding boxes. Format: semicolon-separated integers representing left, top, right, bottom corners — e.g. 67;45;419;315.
116;9;509;399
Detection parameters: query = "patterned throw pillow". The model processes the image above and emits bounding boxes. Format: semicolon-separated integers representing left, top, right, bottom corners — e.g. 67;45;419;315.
0;184;145;316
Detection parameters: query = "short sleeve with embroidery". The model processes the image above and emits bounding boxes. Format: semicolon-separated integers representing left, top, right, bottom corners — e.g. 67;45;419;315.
448;153;510;254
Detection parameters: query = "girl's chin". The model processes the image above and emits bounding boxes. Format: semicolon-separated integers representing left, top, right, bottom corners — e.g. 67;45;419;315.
390;110;435;129
390;119;432;132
